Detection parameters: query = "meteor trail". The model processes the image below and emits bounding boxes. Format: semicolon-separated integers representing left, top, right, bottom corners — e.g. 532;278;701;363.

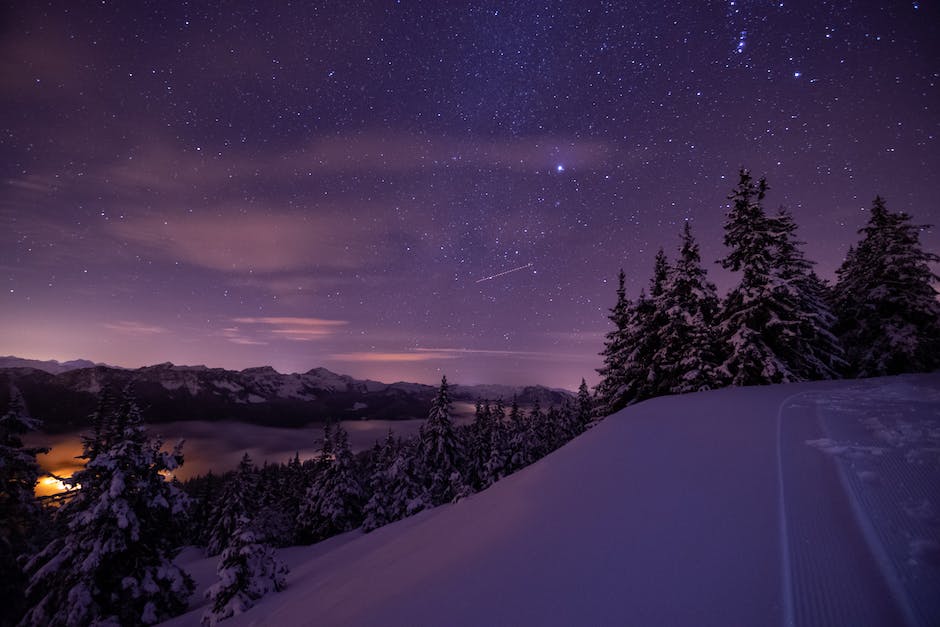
475;263;534;283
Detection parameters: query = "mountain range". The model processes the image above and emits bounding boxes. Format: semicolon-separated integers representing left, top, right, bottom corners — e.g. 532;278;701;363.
0;357;573;433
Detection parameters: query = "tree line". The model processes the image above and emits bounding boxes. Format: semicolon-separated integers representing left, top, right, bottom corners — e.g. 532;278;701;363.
596;169;940;415
1;377;594;626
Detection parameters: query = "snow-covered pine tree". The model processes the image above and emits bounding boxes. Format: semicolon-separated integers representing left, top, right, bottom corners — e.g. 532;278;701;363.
255;460;296;548
207;452;260;556
766;209;844;380
466;399;495;491
595;270;632;415
418;376;467;505
482;399;511;486
201;515;288;626
384;436;429;521
0;388;49;627
362;430;398;532
184;470;222;548
525;398;548;462
655;223;723;394
21;390;194;626
833;196;940;375
296;423;364;543
717;170;797;385
506;396;531;472
575;378;594;431
616;251;671;404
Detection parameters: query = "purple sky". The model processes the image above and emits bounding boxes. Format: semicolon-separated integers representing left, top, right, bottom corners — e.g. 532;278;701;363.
2;1;937;389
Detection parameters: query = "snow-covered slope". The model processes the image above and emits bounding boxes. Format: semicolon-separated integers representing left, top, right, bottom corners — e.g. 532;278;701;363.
164;375;940;627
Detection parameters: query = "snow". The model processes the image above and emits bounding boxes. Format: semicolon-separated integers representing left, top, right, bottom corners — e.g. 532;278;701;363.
159;374;939;626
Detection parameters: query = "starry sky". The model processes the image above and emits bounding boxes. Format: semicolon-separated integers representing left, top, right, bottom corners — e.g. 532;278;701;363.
1;1;937;390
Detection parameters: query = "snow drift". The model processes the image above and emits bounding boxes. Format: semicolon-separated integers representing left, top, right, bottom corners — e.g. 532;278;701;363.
163;374;940;627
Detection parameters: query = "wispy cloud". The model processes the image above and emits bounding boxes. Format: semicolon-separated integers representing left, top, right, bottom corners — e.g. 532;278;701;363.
328;352;452;363
230;316;349;343
329;346;596;363
102;321;169;336
109;211;370;273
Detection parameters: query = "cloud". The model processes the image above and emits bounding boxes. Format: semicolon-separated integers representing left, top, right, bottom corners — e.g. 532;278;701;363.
328;352;454;363
230;316;349;343
328;346;596;363
102;321;170;336
110;211;368;273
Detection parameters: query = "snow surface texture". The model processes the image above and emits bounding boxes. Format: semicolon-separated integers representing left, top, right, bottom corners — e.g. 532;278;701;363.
162;375;940;627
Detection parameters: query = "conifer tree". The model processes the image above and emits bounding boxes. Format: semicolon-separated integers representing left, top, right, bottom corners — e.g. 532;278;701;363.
362;431;398;532
0;388;48;627
418;376;467;505
296;423;364;543
21;391;193;626
622;251;671;403
656;223;723;393
507;396;531;471
595;270;632;414
575;379;593;432
482;399;511;486
202;516;288;625
717;170;785;385
208;453;260;556
384;436;429;521
766;209;844;380
833;196;940;375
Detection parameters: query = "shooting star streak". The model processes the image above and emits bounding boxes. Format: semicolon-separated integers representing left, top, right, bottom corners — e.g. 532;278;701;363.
475;263;534;283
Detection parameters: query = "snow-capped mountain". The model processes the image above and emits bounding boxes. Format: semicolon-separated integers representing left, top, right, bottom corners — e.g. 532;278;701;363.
0;360;572;432
0;355;102;374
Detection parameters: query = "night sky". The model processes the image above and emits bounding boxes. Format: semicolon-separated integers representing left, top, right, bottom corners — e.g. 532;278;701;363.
2;1;937;389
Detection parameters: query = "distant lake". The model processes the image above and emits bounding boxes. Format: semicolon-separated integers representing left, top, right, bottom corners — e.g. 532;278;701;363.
26;401;482;496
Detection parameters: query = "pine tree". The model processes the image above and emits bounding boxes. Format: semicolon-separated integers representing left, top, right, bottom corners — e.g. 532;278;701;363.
418;376;467;505
362;431;397;533
296;423;364;543
833;196;940;375
482;399;511;486
623;251;672;403
0;388;49;627
202;516;288;625
575;379;593;432
595;269;632;415
507;396;531;472
208;453;260;556
766;209;844;380
717;170;784;385
656;223;723;393
21;391;194;626
384;436;429;521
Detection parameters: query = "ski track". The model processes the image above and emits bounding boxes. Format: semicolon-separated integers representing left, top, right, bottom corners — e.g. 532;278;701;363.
778;377;940;627
814;384;940;627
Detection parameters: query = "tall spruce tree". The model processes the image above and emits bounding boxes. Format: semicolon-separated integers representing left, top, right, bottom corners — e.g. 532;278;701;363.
717;170;790;385
595;270;632;414
833;196;940;375
655;223;722;393
0;388;48;627
626;250;671;402
202;516;288;625
418;376;467;505
362;431;398;532
296;423;364;543
21;391;193;626
575;379;593;432
208;453;260;556
766;209;844;380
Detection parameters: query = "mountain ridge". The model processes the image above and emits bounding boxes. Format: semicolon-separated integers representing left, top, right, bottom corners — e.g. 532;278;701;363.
0;357;573;432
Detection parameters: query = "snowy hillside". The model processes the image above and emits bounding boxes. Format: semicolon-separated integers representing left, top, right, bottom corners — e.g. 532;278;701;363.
161;374;940;627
